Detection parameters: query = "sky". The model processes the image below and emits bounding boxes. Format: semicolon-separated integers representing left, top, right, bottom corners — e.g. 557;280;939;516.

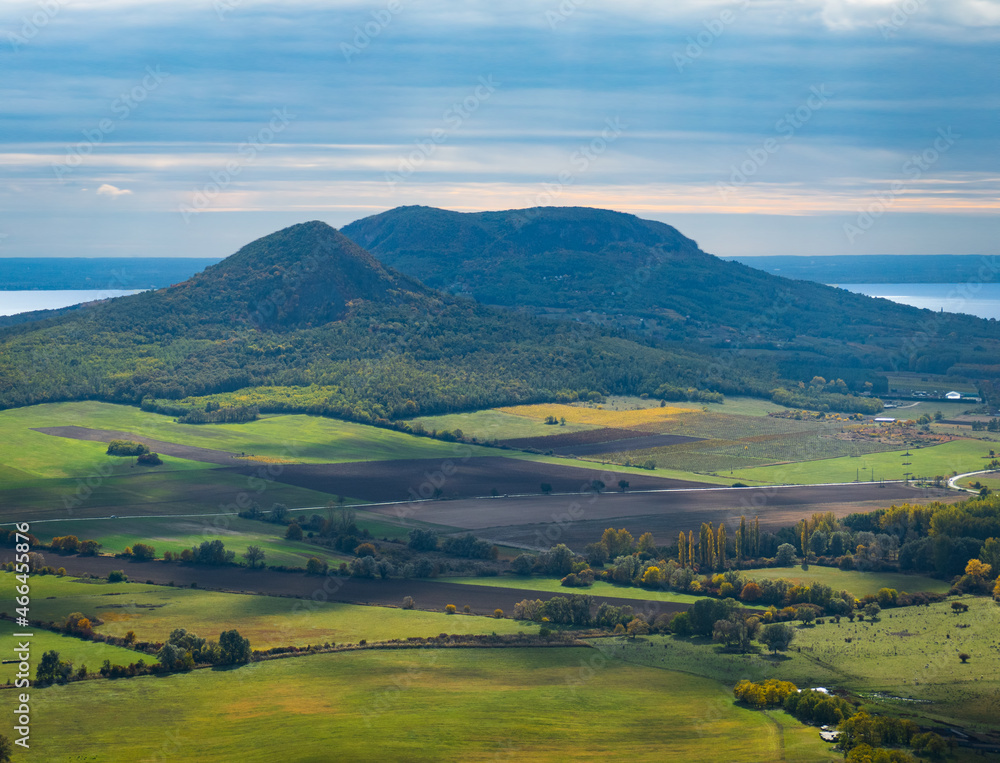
1;0;998;259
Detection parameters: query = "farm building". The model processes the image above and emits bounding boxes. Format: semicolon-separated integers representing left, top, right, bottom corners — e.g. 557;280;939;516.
946;391;962;400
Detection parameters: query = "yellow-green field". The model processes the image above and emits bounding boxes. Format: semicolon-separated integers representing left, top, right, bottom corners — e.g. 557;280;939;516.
603;596;1000;734
740;566;951;597
24;647;839;762
6;573;534;649
729;439;997;485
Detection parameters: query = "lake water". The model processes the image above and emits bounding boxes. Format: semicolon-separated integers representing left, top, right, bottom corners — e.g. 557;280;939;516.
835;283;1000;321
3;284;1000;321
0;289;145;317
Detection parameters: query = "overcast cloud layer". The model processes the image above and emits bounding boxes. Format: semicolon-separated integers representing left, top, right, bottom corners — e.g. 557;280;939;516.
1;0;998;258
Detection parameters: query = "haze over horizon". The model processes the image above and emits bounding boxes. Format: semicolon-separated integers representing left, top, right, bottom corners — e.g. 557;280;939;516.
2;0;998;260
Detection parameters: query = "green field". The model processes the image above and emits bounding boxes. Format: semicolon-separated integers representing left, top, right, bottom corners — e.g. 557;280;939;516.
885;374;979;395
406;408;599;441
444;576;726;606
0;620;145;684
602;596;1000;734
2;468;337;524
29;516;354;568
0;401;494;478
740;566;951;597
24;647;839;762
5;573;534;649
729;438;998;485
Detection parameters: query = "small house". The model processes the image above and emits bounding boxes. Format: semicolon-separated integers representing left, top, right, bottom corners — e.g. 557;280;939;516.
945;391;962;400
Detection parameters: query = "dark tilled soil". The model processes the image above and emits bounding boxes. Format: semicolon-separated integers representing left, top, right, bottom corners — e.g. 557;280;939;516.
7;553;684;619
369;483;961;549
547;433;704;456
500;427;659;449
238;457;713;503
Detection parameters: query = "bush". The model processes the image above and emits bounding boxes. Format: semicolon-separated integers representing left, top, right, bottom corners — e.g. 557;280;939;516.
136;452;163;466
402;596;415;610
106;440;148;456
445;604;457;614
107;570;127;583
494;609;504;618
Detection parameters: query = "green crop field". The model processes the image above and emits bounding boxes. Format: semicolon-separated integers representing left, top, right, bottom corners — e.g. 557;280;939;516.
740;566;951;597
5;573;534;649
2;468;337;524
602;595;1000;734
615;430;899;475
27;516;354;569
0;620;146;684
885;374;979;395
443;576;731;607
0;401;494;475
729;438;997;485
24;647;839;762
405;409;599;441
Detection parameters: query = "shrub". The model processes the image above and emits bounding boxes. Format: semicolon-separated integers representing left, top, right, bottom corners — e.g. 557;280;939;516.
136;452;162;466
445;604;457;614
107;570;127;583
402;596;415;610
494;609;504;618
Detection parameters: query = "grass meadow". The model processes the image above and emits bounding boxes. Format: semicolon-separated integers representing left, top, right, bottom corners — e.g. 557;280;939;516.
729;438;997;485
24;647;839;762
601;595;1000;734
739;566;952;597
0;619;145;684
5;573;534;649
444;576;723;606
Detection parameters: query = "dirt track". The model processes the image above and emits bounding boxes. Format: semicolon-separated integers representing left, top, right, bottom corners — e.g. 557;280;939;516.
5;553;685;619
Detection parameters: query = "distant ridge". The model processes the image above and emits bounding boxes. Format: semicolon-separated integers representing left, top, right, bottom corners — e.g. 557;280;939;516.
730;254;1000;285
0;257;222;290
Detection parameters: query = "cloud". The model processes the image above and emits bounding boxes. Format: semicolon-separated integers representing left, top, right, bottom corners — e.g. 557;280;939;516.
96;183;132;197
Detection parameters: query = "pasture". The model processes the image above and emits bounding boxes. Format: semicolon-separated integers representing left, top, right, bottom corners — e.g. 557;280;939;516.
443;576;726;607
5;573;534;649
405;408;599;441
0;619;144;684
739;566;951;597
24;647;839;762
2;467;335;524
729;439;997;485
31;515;354;569
604;596;1000;735
0;401;493;476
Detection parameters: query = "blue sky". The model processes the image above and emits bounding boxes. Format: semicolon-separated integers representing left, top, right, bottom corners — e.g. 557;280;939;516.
1;0;998;258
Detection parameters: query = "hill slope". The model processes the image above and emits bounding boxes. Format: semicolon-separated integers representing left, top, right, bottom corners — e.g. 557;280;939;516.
0;222;728;418
342;206;1000;386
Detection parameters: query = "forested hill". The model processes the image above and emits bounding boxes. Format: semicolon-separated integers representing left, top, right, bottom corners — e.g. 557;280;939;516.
0;221;734;418
341;206;1000;384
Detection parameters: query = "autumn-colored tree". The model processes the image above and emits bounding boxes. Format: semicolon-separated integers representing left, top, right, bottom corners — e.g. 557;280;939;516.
716;523;726;569
739;581;763;602
626;618;650;638
285;522;304;541
445;604;457;614
641;566;662;587
965;558;992;580
678;532;687;568
636;532;657;557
